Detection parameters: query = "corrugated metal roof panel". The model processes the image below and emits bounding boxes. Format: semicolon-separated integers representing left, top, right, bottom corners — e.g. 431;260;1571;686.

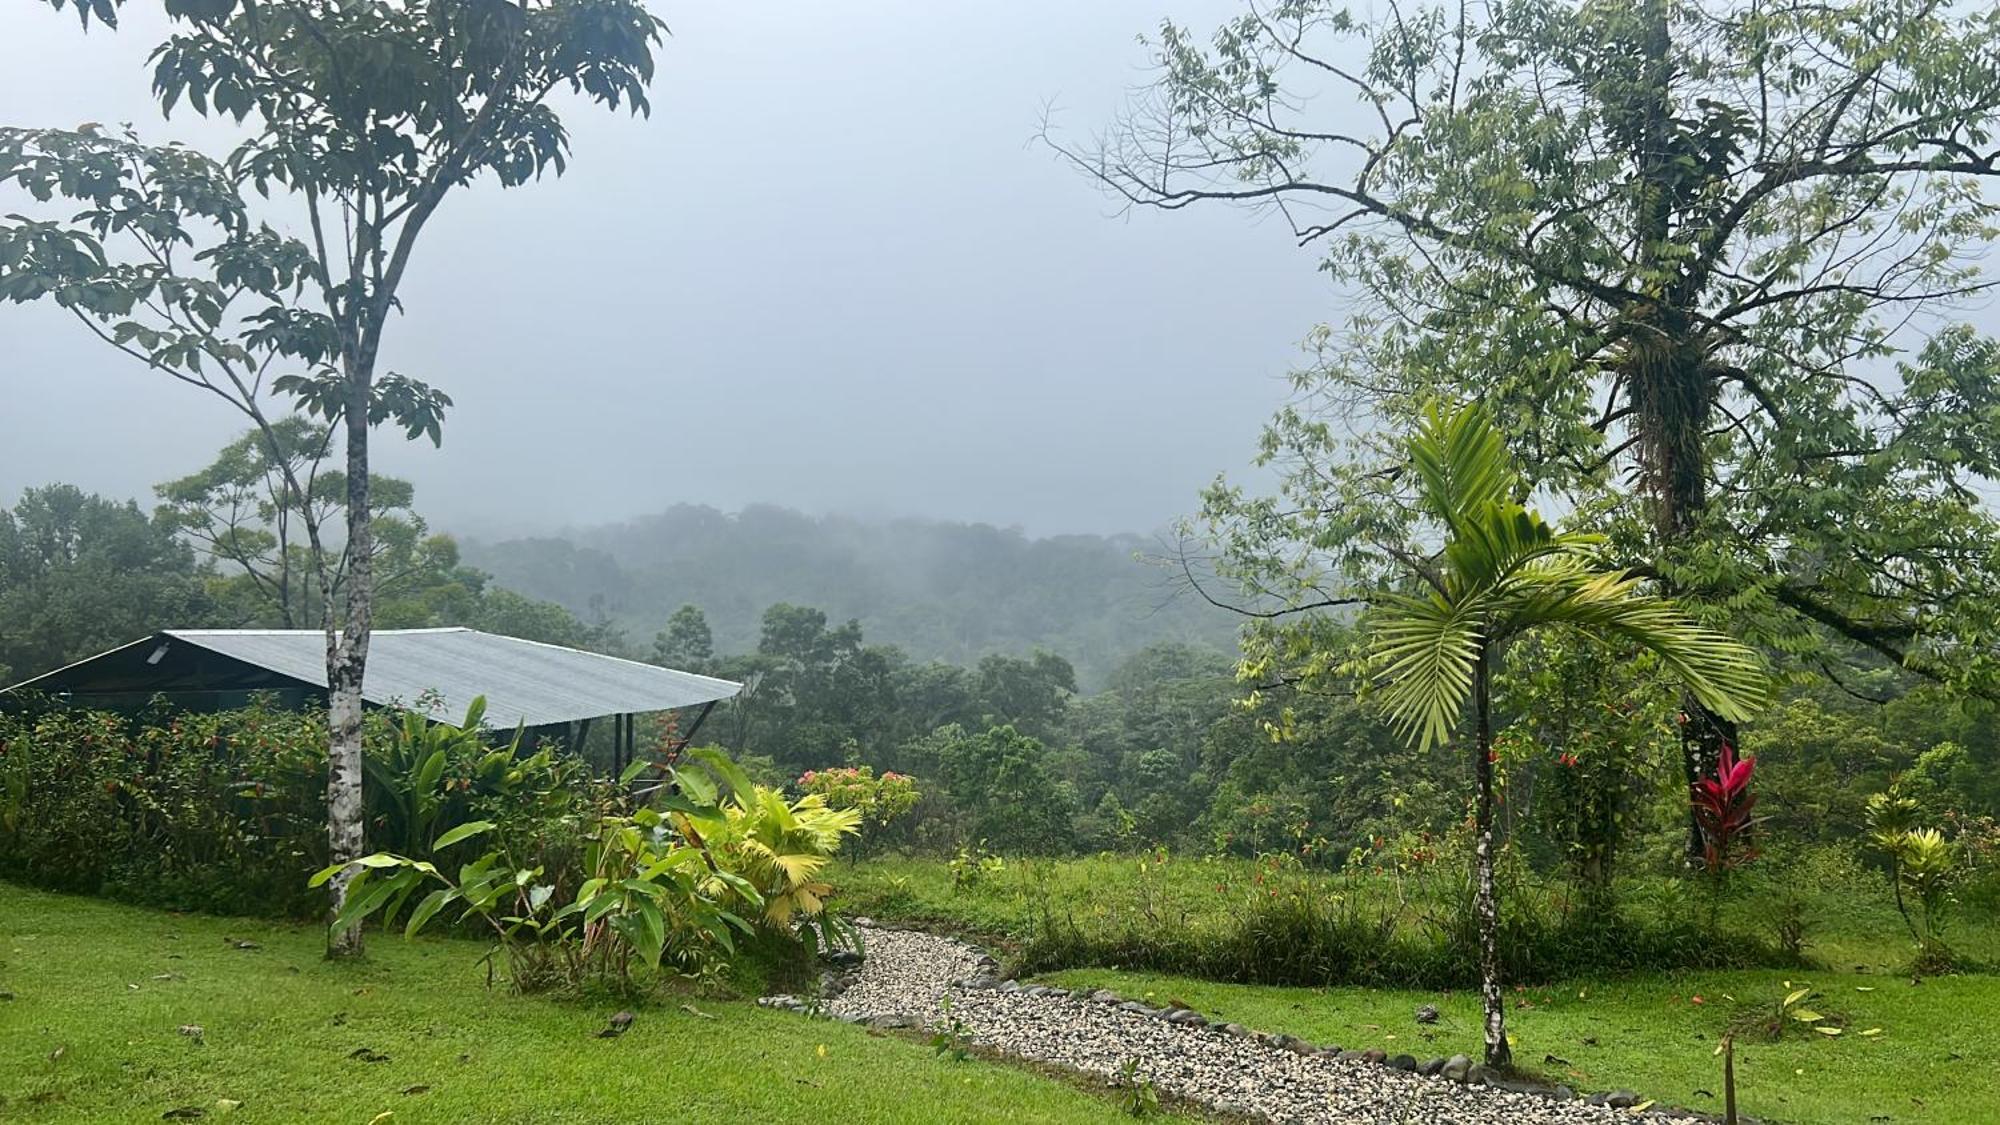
157;627;740;729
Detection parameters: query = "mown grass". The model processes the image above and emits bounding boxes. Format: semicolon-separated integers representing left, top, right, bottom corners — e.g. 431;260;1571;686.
0;883;1154;1124
1037;965;1998;1125
838;852;2000;1123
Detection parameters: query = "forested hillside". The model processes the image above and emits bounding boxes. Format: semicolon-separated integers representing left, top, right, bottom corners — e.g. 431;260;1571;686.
462;504;1239;688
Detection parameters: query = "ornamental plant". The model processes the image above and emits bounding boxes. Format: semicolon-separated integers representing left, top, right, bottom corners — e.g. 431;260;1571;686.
1366;401;1769;1069
1693;744;1761;875
797;766;920;829
1865;787;1960;973
313;748;856;993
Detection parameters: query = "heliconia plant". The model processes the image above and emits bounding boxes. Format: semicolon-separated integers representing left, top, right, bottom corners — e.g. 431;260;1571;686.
1693;743;1760;874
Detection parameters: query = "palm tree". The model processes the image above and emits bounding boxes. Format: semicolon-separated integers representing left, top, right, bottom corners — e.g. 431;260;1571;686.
1368;401;1768;1070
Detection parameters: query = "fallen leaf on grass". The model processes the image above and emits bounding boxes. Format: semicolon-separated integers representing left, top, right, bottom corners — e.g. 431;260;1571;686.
367;1113;393;1125
214;1099;240;1114
177;1025;205;1043
348;1047;391;1063
1859;1028;1883;1037
401;1085;430;1096
679;1004;715;1020
161;1109;205;1120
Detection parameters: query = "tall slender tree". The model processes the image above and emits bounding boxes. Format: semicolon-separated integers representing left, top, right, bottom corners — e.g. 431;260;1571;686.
1368;401;1768;1068
0;0;665;954
1058;0;2000;858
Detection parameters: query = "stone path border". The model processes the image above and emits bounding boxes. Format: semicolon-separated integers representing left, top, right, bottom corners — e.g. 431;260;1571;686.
757;922;1734;1125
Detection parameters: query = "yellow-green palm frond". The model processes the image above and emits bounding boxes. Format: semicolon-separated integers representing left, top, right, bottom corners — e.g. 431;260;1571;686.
1409;399;1516;532
1501;569;1771;721
1368;591;1483;752
1370;398;1771;753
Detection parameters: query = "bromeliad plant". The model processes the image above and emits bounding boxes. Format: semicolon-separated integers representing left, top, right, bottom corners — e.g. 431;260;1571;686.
1366;401;1769;1069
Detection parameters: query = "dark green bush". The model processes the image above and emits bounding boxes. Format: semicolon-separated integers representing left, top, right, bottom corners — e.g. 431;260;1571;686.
0;698;603;918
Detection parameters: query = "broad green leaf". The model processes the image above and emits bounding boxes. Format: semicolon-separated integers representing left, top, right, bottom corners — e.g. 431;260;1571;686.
404;889;454;937
432;821;495;850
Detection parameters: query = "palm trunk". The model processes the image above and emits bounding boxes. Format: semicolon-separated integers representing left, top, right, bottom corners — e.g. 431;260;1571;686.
1472;647;1510;1070
324;362;374;958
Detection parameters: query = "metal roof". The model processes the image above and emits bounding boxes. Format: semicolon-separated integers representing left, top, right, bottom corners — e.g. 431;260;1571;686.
3;628;740;729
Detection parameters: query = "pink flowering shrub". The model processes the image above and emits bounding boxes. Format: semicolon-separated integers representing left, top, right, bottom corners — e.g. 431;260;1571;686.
798;766;920;833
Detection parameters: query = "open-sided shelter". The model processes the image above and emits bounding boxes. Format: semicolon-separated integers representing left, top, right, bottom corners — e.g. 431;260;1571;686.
0;627;741;772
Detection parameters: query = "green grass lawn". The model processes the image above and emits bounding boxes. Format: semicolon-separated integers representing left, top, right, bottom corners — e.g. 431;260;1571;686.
838;853;2000;1123
0;883;1146;1124
834;853;2000;973
1035;966;1996;1124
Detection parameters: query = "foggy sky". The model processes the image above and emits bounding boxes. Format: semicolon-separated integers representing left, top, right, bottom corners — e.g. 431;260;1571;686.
0;1;1336;538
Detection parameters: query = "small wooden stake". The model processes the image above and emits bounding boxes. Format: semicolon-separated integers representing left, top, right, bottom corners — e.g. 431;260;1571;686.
1722;1034;1737;1125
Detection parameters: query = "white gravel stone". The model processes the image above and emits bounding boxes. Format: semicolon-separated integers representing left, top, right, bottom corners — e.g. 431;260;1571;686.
826;928;1659;1125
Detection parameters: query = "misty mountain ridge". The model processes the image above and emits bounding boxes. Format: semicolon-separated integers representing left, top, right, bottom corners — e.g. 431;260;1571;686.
459;503;1241;689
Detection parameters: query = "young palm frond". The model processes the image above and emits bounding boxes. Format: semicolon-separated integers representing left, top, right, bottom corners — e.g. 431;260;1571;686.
1370;591;1482;752
720;789;861;924
1369;401;1769;750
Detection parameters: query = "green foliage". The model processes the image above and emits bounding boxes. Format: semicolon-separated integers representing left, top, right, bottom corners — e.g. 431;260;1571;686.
1501;632;1675;897
651;603;715;671
1368;402;1769;751
0;700;599;918
712;782;861;933
797;765;919;859
930;995;973;1062
1113;1058;1160;1117
948;842;1007;892
917;724;1075;855
1365;400;1768;1066
0;702;330;914
1081;0;2000;709
315;749;858;994
0;485;213;682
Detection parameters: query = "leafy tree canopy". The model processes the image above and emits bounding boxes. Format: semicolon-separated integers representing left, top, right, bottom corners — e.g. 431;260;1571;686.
1062;0;2000;707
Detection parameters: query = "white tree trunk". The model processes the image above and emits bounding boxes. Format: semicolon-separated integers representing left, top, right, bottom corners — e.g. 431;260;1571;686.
324;367;374;958
1473;650;1511;1069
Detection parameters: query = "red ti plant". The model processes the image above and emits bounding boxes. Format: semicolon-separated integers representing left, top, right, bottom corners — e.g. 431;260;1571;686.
1693;743;1760;873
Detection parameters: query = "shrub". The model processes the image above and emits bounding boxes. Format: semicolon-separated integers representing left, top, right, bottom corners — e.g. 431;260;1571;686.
322;749;858;995
0;697;602;919
0;701;330;914
1865;786;1962;973
797;766;918;856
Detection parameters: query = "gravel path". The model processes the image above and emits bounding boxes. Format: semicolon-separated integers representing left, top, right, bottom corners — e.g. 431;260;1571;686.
817;926;1661;1125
